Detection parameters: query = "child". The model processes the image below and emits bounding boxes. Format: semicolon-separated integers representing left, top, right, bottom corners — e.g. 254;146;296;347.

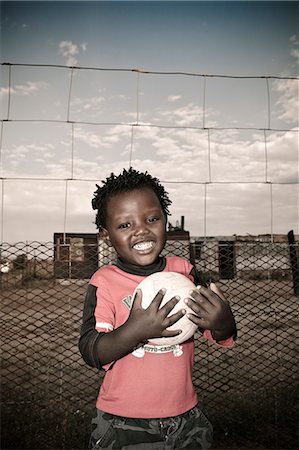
79;167;236;450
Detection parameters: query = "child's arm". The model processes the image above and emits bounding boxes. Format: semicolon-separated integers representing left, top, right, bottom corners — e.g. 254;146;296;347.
185;283;237;341
92;289;185;366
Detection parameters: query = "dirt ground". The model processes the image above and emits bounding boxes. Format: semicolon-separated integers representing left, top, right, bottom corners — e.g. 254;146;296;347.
1;277;298;449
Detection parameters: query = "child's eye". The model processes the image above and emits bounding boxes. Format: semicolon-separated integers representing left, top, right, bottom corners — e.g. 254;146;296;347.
148;217;159;223
118;223;131;229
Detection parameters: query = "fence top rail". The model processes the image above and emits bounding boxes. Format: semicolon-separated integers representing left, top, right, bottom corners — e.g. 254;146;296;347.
1;62;299;80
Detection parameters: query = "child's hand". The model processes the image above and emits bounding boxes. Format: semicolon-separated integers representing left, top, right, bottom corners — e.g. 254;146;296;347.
185;283;236;341
126;288;186;343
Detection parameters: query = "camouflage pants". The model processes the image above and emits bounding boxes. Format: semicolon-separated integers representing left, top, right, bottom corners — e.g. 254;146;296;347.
89;404;213;449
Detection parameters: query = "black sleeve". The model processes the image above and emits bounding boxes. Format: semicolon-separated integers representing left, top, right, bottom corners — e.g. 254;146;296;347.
189;266;208;288
78;284;105;370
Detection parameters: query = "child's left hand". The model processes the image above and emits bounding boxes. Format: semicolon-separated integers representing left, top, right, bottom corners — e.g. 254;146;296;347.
185;283;236;341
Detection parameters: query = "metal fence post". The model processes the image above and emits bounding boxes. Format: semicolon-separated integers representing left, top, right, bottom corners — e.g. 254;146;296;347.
287;230;299;296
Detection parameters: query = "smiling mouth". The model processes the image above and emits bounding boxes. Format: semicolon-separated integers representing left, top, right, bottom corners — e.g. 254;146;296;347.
133;241;155;252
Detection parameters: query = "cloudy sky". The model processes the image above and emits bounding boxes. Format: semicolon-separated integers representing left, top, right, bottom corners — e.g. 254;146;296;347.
0;0;298;243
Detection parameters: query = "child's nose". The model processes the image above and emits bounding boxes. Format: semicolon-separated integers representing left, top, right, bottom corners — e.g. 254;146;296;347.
133;222;148;236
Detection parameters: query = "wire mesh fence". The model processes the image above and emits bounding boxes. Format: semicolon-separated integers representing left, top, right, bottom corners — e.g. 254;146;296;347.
1;63;298;245
1;237;298;449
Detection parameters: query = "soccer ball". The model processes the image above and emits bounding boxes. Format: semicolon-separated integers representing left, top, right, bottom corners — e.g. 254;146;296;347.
134;271;198;346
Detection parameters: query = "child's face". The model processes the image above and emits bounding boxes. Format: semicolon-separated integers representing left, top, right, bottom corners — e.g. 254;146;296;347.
102;187;167;267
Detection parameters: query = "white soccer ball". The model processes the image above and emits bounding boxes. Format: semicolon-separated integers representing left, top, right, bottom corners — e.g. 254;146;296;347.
134;271;198;346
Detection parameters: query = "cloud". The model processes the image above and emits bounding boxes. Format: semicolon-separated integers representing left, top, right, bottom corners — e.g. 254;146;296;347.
289;35;299;64
0;87;15;96
69;90;133;122
16;81;47;95
58;40;88;66
290;49;299;65
273;79;299;123
2;142;56;173
70;94;105;117
159;102;204;127
58;40;80;66
0;81;47;97
74;127;111;149
2;129;298;241
168;95;182;102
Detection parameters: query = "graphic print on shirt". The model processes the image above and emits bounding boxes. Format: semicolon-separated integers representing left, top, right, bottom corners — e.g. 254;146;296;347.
122;293;184;358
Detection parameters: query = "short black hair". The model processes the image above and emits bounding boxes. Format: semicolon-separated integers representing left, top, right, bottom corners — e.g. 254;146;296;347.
92;167;172;231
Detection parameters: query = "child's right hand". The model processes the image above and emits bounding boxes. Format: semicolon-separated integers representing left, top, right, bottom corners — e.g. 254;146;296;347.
125;288;186;344
95;289;186;366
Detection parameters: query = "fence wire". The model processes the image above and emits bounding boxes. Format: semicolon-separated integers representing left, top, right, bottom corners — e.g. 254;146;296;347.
0;63;298;243
1;238;298;450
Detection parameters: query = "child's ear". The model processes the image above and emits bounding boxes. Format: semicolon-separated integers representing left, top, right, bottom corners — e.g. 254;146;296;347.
100;228;110;241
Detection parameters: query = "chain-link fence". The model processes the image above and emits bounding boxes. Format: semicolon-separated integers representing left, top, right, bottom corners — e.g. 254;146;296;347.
1;237;298;449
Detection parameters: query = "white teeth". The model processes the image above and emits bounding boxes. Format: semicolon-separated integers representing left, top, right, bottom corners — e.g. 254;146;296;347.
133;241;154;251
